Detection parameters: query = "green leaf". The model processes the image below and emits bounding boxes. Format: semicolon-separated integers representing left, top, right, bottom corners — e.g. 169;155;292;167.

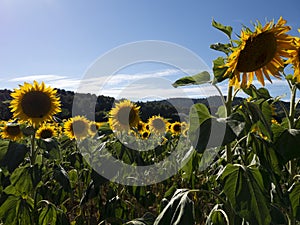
212;57;229;83
172;71;211;87
206;204;229;225
0;139;9;160
289;183;300;220
0;195;34;225
275;129;300;163
270;204;288;225
125;212;156;225
0;141;29;173
9;164;41;194
53;164;72;192
154;189;195;225
188;112;244;153
38;201;58;225
219;164;271;225
210;43;232;54
242;85;272;100
212;19;233;38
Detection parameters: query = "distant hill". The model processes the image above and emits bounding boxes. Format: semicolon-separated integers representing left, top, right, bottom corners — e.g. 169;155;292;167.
0;88;298;122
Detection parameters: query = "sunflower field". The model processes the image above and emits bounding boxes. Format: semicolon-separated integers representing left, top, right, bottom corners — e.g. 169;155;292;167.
1;17;300;225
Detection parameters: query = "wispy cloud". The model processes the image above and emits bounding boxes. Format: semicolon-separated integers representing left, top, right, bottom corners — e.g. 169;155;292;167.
9;74;67;82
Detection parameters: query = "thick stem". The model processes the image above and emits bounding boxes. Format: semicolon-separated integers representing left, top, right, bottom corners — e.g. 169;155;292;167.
288;85;297;129
225;86;233;162
30;133;36;166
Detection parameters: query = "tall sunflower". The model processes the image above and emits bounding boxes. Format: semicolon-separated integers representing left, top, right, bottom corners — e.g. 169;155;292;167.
64;116;90;140
109;100;140;131
147;115;167;134
36;123;57;139
0;122;23;141
286;33;300;82
224;17;294;88
10;81;61;127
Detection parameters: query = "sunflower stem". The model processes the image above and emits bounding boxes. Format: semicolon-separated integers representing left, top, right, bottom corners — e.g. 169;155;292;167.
225;86;233;162
30;133;36;166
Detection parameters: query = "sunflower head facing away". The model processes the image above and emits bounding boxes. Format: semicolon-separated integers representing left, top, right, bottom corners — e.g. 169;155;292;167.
109;100;140;132
286;35;300;82
148;115;167;134
0;122;23;141
10;81;61;128
36;123;57;139
224;17;295;88
64;116;90;140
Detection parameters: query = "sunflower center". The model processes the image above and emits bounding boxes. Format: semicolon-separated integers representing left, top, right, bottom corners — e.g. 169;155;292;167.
137;122;143;131
237;32;277;72
72;120;88;135
40;129;53;139
142;131;149;138
152;119;165;130
173;124;181;132
6;125;21;136
117;107;137;126
21;91;52;118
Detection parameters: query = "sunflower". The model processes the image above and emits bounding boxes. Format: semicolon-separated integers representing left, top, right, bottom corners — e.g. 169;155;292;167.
36;123;57;139
141;130;150;139
63;116;90;140
147;115;167;134
286;34;300;82
10;81;61;128
170;121;182;136
137;121;146;133
0;122;23;141
223;17;294;88
109;100;140;131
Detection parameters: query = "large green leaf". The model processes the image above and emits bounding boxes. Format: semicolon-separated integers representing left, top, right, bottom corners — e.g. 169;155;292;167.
219;164;271;225
275;129;300;163
9;164;42;194
154;189;195;225
172;71;211;87
212;19;233;38
188;110;244;153
0;141;29;172
53;164;72;192
289;182;300;220
0;195;34;225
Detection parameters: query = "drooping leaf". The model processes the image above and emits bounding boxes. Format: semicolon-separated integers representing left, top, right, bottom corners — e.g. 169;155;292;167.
0;141;29;173
206;204;229;225
0;195;34;225
219;164;271;225
125;212;156;225
275;129;300;163
212;19;233;38
189;111;244;153
212;57;229;83
53;164;72;192
289;182;300;220
9;164;42;194
38;202;57;225
172;71;211;87
154;189;195;225
210;43;232;54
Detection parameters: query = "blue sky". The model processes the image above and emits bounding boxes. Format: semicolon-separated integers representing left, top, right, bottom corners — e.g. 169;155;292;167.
0;0;299;101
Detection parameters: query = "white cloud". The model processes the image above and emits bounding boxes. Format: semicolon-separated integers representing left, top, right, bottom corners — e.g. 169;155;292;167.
9;74;67;82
